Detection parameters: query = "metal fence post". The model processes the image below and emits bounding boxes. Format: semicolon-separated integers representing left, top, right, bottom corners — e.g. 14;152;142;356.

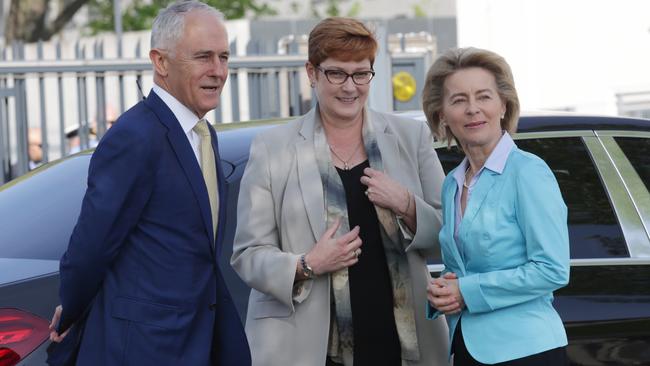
230;71;240;122
248;73;260;120
135;40;145;102
288;69;301;116
368;22;392;112
0;88;12;184
95;40;107;138
56;42;66;157
37;40;49;163
13;41;29;178
75;42;89;150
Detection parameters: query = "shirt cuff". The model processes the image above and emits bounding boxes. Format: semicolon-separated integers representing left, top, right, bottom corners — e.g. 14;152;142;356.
459;274;492;314
396;216;414;241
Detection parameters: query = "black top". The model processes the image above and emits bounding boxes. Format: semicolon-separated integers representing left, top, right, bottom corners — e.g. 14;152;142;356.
337;160;401;365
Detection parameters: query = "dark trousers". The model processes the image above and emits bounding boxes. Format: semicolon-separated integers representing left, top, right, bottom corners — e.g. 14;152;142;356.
452;319;569;366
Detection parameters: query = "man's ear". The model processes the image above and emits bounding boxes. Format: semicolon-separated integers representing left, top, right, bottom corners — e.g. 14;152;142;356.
150;49;168;77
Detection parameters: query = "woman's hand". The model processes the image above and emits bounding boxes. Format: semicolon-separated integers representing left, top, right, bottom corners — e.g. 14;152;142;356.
361;167;416;232
305;218;362;276
360;168;410;214
427;272;465;315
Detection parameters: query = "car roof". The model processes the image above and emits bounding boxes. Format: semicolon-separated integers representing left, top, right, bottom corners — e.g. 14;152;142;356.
516;114;650;133
215;120;286;166
213;112;650;164
397;110;650;133
50;113;650;169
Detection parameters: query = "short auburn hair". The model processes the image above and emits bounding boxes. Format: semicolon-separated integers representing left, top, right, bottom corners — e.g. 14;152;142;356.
308;17;378;67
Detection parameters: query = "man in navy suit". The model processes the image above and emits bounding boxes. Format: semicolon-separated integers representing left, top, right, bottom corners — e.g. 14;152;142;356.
48;1;251;365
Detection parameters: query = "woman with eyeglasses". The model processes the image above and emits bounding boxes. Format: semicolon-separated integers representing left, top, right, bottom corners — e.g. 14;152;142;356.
231;17;449;366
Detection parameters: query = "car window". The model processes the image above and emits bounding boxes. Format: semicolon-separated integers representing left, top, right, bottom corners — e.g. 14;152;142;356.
614;137;650;192
435;136;629;259
0;152;242;261
0;155;90;260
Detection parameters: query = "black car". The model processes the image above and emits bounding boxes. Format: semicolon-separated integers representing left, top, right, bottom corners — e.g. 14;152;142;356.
1;114;649;365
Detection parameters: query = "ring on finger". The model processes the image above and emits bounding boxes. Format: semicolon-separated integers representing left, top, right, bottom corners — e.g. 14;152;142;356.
355;248;361;258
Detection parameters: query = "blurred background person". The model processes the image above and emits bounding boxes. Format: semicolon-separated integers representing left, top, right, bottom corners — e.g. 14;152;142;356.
66;104;118;154
65;124;97;154
27;127;43;170
232;17;449;366
10;127;44;179
423;47;570;366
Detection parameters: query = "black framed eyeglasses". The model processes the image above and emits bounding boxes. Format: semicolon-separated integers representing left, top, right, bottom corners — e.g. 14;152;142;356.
316;66;375;85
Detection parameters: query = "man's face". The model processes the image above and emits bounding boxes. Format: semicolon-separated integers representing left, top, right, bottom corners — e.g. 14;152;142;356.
27;128;42;163
163;10;230;118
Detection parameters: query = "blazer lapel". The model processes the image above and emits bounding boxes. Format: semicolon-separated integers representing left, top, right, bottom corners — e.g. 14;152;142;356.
296;110;326;241
460;170;499;232
144;92;215;252
373;112;409;189
443;181;466;274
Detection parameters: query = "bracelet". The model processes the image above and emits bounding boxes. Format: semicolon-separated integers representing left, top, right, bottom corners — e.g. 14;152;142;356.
300;253;314;279
399;190;412;216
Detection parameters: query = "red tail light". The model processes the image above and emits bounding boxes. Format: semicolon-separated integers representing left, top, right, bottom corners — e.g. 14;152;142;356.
0;308;49;366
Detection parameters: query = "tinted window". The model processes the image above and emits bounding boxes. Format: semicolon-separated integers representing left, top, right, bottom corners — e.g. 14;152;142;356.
615;137;650;192
435;137;628;259
0;155;90;260
0;151;240;261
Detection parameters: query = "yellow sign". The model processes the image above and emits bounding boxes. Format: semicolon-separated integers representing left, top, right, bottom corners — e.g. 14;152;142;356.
392;71;417;102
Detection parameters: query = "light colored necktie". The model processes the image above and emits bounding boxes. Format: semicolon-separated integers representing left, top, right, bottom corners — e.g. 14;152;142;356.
193;119;219;241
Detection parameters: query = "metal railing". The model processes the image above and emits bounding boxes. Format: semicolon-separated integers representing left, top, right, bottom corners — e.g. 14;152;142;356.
0;36;434;184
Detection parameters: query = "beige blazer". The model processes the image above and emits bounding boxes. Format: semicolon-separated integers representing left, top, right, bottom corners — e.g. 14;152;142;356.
231;108;450;366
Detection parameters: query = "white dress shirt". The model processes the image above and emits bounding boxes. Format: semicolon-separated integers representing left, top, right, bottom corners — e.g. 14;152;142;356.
152;84;206;168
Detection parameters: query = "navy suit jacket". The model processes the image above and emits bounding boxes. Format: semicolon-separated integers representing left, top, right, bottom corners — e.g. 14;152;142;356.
57;91;250;365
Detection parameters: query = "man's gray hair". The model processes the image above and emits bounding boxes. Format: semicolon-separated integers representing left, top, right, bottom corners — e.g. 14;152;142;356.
151;1;225;51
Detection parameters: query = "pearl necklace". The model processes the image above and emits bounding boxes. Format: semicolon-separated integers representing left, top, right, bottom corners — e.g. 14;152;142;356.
463;165;475;189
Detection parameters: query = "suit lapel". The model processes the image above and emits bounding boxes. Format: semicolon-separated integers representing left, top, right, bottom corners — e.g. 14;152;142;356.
460;170;499;234
296;110;326;241
443;181;466;274
373;112;408;188
209;125;226;257
144;92;215;253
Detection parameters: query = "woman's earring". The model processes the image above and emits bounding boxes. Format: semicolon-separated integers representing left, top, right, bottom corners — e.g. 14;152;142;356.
310;81;315;88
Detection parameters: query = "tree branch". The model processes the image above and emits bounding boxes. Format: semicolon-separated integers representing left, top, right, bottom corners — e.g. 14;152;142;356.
40;0;89;41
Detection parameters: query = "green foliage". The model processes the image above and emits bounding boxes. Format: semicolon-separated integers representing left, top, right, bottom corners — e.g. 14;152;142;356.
413;4;427;18
289;1;301;14
86;0;277;35
346;2;361;17
310;0;361;19
325;0;340;17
